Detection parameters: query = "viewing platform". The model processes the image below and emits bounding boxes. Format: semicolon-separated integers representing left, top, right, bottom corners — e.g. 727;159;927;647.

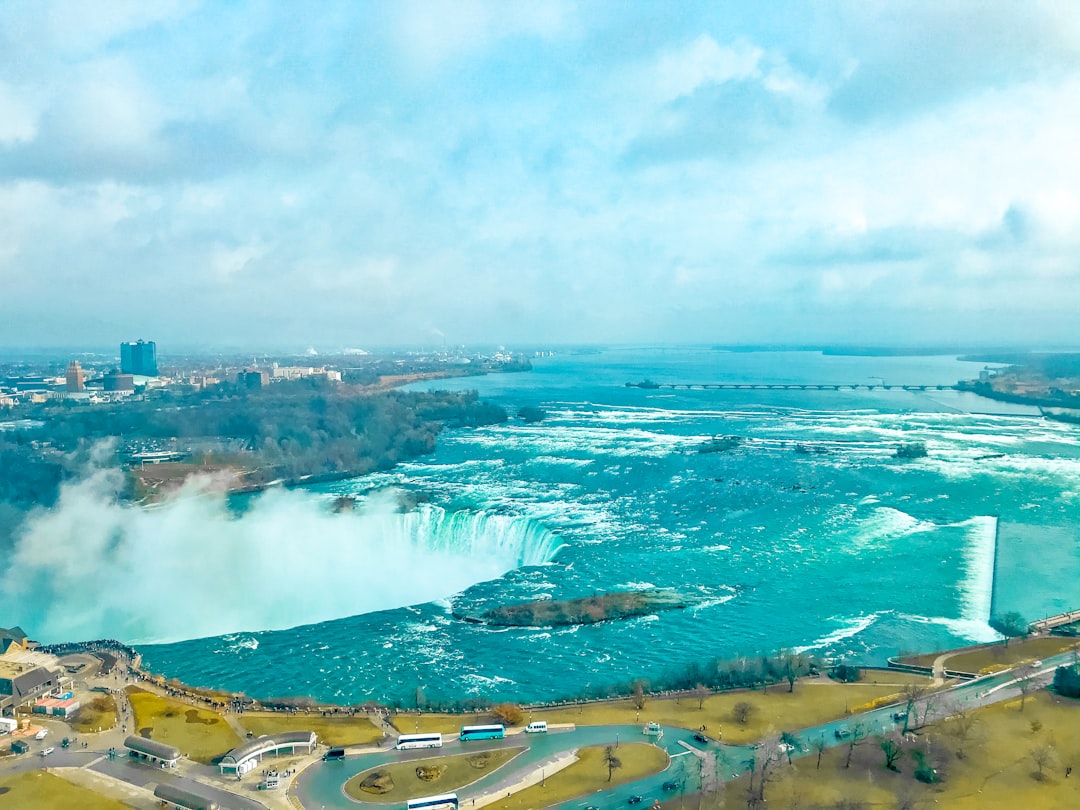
1031;609;1080;633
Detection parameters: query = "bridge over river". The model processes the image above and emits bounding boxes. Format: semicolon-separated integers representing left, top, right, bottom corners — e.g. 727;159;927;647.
626;381;958;391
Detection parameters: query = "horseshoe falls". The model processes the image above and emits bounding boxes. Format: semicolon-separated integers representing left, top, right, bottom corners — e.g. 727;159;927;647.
137;349;1080;705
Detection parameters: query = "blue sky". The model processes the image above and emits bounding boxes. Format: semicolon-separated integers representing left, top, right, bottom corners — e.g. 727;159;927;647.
1;1;1078;349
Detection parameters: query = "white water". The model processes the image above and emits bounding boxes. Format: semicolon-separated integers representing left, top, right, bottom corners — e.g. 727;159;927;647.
958;515;998;629
0;469;562;644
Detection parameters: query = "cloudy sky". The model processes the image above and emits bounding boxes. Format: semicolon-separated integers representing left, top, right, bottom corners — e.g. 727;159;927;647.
1;1;1078;350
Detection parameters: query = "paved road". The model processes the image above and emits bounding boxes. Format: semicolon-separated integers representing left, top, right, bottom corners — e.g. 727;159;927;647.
4;652;1071;810
292;651;1076;810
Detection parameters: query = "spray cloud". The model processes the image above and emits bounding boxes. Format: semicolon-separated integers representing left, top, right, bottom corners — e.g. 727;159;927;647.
0;470;560;644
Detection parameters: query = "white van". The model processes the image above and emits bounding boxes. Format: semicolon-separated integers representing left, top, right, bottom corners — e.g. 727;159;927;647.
525;721;548;734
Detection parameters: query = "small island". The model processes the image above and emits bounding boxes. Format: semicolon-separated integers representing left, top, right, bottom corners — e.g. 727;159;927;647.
456;589;688;627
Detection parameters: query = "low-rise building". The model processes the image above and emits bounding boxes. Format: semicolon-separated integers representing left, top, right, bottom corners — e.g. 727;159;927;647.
0;660;64;717
0;627;28;655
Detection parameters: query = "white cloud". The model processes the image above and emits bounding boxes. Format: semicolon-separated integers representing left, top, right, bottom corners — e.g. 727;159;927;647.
393;0;572;72
652;34;762;101
0;2;1077;347
0;82;38;145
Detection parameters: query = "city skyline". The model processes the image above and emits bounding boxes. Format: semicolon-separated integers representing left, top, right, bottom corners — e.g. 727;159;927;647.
1;1;1078;349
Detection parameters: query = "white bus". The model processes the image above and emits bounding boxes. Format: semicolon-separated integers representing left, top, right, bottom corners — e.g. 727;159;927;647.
406;793;458;809
395;733;443;750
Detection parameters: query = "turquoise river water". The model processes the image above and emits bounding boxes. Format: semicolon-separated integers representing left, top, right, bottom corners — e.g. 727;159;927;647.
138;349;1080;705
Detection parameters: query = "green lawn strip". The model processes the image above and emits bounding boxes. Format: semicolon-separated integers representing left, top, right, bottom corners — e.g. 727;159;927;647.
69;694;118;734
126;686;240;765
344;747;522;802
946;637;1080;674
391;714;494;736
484;743;669;809
392;679;933;743
529;681;933;745
0;771;130;810
239;713;383;746
663;690;1080;810
901;637;1080;671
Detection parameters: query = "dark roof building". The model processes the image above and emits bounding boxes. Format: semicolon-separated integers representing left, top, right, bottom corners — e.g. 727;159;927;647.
124;735;181;766
153;782;220;810
219;730;317;775
0;626;28;655
1;661;62;715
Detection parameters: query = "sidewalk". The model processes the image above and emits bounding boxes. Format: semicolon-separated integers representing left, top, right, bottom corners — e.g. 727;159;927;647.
468;751;578;808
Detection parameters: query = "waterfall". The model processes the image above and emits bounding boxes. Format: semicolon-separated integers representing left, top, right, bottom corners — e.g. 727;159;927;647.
958;515;998;628
0;472;564;645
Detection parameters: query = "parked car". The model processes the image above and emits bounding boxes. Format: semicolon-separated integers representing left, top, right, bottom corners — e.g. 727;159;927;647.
34;729;48;740
834;727;851;739
693;732;709;743
892;712;908;723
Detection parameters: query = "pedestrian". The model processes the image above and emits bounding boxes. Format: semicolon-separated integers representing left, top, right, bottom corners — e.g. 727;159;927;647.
1067;766;1073;778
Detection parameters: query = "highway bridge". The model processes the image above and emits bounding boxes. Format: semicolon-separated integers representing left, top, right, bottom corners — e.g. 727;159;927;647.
626;381;958;391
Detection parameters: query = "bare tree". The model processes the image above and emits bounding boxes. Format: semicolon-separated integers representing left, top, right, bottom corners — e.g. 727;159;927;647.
603;745;622;782
845;724;868;769
746;742;782;809
920;688;942;727
900;683;927;734
894;786;925;810
989;612;1028;647
783;654;801;693
1029;743;1057;780
1016;662;1040;712
812;736;827;770
941;702;980;760
491;702;524;725
878;733;904;771
631;680;648;711
733;701;756;726
694;683;710;710
780;731;799;764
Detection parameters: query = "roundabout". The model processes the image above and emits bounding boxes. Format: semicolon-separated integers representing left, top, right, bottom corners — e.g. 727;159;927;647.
293;724;732;809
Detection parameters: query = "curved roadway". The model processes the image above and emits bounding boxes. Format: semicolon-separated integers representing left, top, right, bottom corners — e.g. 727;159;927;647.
294;651;1074;810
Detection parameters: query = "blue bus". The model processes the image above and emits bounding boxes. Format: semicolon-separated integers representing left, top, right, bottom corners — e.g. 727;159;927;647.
406;793;458;809
458;724;505;741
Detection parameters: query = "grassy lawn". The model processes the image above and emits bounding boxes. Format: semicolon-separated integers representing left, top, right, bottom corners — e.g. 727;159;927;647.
531;680;935;745
674;690;1080;810
344;747;522;802
946;637;1080;674
126;686;240;765
485;743;669;809
392;677;934;743
902;636;1080;671
69;694;118;734
239;712;383;746
0;771;130;810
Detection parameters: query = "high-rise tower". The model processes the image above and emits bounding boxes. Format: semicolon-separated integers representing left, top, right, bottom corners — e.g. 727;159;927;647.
65;361;85;392
120;340;158;376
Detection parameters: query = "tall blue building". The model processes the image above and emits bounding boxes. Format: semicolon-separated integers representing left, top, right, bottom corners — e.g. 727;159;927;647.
120;340;158;376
